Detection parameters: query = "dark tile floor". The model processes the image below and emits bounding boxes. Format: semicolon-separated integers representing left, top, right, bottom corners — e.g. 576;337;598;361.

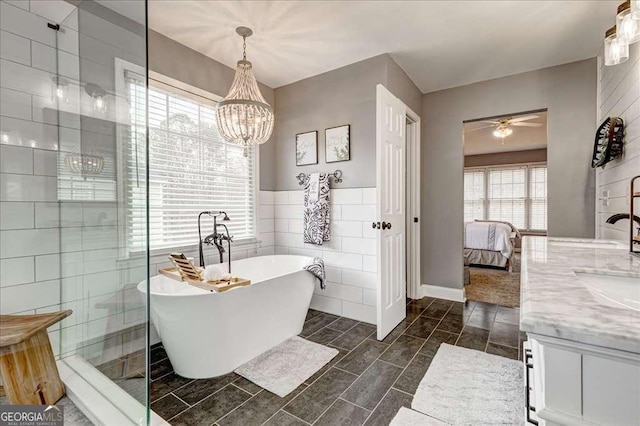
145;297;523;426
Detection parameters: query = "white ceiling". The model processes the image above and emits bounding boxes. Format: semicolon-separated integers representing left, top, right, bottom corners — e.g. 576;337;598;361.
463;112;547;156
136;0;614;92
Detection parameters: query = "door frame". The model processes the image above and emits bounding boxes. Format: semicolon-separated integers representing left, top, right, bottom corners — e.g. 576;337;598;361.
405;110;421;300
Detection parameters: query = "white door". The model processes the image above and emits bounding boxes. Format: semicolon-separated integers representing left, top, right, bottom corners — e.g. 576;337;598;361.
376;84;407;340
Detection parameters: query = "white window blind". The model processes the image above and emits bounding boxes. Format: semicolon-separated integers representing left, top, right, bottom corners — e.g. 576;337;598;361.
487;167;527;229
464;164;547;231
464;170;485;222
126;78;256;252
529;166;547;231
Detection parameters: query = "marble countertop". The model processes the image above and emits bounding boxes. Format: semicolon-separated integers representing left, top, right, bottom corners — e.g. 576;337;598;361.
520;236;640;353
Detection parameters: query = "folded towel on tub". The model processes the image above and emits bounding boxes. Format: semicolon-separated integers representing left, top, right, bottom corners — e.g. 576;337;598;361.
304;257;326;290
303;173;331;245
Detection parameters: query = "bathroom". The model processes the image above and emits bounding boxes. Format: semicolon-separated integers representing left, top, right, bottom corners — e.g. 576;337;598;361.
0;1;639;425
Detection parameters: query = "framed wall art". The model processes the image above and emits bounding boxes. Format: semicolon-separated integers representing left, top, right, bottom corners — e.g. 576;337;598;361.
296;131;318;166
325;125;350;163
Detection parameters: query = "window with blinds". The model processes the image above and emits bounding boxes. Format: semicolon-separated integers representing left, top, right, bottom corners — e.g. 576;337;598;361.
464;170;485;222
529;166;547;231
487;167;527;229
463;164;547;231
126;77;256;252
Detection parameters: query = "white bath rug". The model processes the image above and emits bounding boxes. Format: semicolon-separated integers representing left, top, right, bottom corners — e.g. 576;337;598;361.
412;344;524;425
390;407;449;425
235;336;338;397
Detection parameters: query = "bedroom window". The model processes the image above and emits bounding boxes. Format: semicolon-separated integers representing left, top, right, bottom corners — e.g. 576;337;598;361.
464;164;547;232
464;170;485;222
125;76;257;253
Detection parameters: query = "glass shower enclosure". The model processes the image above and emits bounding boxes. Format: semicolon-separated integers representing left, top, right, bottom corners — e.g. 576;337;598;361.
55;1;152;423
1;0;151;424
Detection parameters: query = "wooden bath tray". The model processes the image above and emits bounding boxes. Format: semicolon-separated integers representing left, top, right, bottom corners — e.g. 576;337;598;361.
159;266;251;293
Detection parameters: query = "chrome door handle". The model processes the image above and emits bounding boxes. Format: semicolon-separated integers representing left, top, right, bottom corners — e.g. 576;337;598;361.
382;222;392;230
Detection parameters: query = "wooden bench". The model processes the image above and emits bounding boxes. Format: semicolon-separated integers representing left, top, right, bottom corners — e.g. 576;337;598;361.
0;310;72;404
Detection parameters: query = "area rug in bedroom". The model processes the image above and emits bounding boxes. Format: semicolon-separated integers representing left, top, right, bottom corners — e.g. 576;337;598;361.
466;255;520;307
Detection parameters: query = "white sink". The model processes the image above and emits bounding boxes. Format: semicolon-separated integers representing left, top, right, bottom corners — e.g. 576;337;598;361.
576;271;640;312
549;240;627;249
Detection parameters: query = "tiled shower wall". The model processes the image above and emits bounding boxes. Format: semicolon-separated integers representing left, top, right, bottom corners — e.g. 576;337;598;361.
0;0;151;366
258;188;378;324
597;43;640;240
0;0;79;356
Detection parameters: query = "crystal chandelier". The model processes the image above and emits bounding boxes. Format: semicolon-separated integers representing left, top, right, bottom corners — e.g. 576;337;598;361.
216;27;274;146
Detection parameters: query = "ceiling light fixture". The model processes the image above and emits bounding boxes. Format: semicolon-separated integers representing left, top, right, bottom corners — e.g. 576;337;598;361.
604;25;629;66
617;0;640;44
493;126;513;139
64;153;104;176
215;27;274;146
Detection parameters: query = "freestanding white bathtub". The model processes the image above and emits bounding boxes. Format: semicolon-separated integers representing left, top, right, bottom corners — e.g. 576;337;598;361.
137;255;316;378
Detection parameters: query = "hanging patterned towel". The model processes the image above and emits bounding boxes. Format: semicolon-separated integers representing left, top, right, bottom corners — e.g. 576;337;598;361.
304;257;326;290
303;173;331;245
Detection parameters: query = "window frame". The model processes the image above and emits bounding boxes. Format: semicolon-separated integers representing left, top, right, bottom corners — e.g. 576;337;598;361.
115;60;260;258
464;162;547;232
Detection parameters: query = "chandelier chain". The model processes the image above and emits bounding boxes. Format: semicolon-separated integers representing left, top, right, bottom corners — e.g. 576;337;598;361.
242;36;247;61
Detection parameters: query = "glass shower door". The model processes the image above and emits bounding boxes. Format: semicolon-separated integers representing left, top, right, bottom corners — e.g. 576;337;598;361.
55;1;150;424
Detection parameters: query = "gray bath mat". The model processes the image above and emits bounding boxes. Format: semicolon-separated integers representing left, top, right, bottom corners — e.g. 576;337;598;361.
412;344;524;425
390;407;449;425
235;336;338;397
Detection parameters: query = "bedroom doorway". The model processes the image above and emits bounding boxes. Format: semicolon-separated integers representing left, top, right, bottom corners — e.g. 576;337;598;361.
462;109;548;308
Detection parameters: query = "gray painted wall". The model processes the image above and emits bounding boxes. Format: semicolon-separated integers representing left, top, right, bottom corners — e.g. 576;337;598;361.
148;31;277;190
272;54;422;190
422;59;597;289
464;148;547;167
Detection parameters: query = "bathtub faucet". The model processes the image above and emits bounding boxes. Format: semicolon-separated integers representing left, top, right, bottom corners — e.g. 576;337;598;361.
198;211;232;269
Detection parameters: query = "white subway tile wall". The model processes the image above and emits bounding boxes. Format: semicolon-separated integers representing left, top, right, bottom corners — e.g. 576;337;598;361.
261;187;378;324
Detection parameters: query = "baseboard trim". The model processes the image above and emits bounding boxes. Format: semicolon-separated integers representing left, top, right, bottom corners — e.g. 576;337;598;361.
418;284;466;302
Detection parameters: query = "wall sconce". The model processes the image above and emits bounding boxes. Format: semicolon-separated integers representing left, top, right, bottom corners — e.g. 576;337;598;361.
85;83;107;113
51;76;69;103
617;0;640;44
604;25;629;66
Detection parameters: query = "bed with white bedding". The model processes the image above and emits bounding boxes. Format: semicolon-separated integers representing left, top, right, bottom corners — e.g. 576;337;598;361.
464;221;519;270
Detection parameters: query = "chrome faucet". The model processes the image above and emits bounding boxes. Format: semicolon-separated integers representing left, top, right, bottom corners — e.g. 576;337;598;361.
198;211;233;271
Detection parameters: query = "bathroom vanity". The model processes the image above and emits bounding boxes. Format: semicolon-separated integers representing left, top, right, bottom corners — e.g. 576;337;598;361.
520;237;640;426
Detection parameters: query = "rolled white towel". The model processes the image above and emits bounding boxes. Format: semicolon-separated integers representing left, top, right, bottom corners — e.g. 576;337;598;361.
203;265;223;282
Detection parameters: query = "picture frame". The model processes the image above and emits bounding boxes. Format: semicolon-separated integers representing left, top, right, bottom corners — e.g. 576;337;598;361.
296;131;318;166
325;124;350;163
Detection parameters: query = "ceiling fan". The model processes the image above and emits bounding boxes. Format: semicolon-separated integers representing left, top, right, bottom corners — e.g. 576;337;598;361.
465;115;543;139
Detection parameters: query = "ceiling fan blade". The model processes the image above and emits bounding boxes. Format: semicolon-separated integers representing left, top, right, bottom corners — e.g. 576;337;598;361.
509;115;539;123
464;124;495;132
512;122;543;127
